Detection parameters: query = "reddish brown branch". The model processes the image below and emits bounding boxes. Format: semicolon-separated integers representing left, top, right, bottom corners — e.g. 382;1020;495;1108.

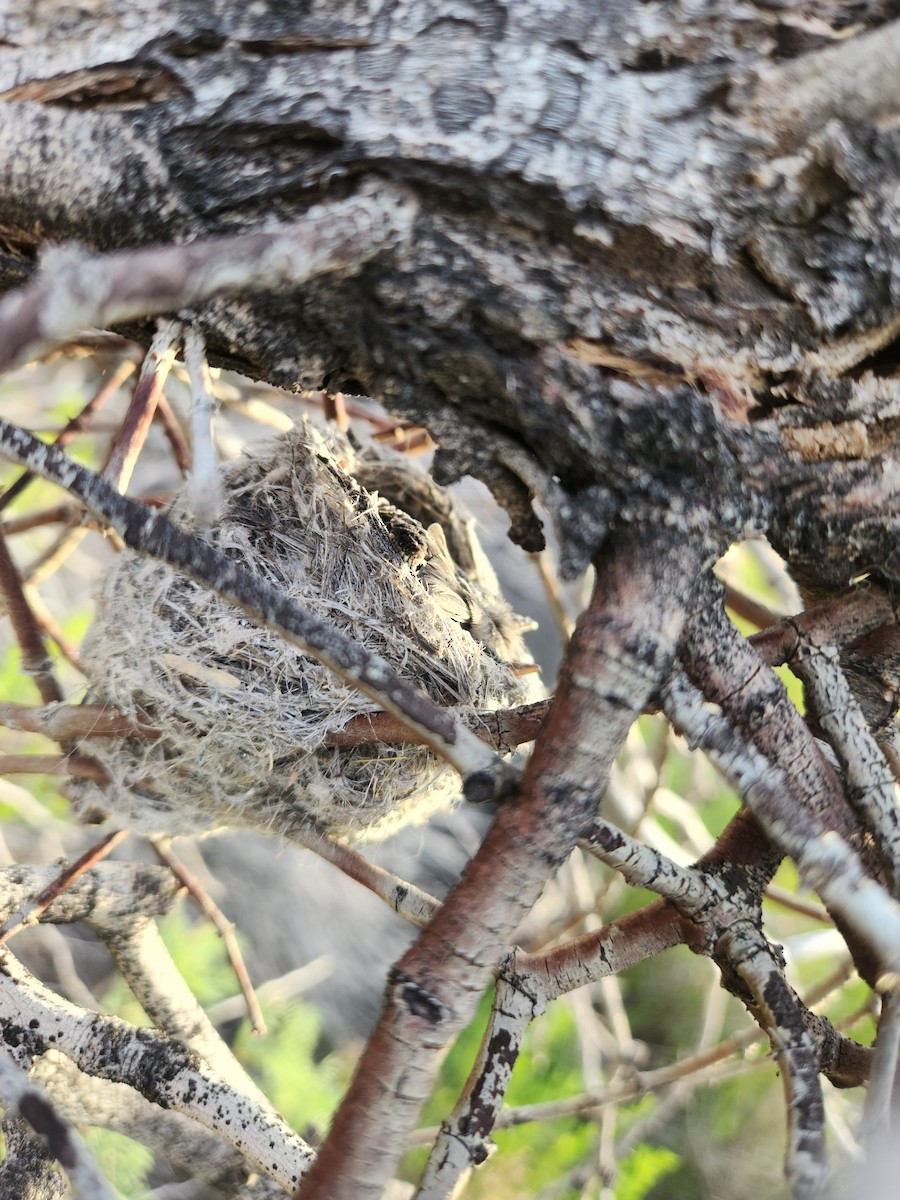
0;702;158;740
0;529;62;705
0;753;110;782
297;528;702;1200
103;323;181;492
0;356;136;513
153;392;192;475
150;838;266;1036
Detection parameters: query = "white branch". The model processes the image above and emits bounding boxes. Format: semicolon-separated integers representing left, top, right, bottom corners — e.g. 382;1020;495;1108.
0;950;314;1193
0;1045;117;1200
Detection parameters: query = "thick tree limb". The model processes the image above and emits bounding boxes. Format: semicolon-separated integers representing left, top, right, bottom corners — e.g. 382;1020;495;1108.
297;528;704;1199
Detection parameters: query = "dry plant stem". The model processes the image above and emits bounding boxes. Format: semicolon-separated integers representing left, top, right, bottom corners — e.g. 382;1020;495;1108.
789;639;900;893
0;181;418;372
0;419;512;797
0;950;315;1192
0;356;136;513
0;1045;116;1200
531;549;574;646
328;698;552;751
0;697;552;750
150;837;266;1035
22;585;84;673
763;886;831;923
0;829;129;945
723;583;781;631
21;522;89;589
297;529;701;1200
722;925;827;1200
103;320;181;492
1;501;81;535
863;987;900;1143
286;825;439;928
0;528;62;705
0;701;158;740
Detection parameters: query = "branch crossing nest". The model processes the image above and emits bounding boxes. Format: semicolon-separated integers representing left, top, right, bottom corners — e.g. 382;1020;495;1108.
73;423;540;841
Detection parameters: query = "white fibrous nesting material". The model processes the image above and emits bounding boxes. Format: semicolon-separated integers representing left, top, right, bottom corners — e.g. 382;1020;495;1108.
74;423;539;842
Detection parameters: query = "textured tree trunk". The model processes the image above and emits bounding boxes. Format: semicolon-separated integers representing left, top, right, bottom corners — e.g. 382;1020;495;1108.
1;4;899;1198
0;1;896;588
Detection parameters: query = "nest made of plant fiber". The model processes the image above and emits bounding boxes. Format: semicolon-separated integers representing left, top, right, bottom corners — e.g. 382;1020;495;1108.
73;422;540;841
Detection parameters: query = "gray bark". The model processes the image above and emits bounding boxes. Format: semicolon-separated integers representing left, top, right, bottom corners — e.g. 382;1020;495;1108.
1;4;899;1198
0;0;897;587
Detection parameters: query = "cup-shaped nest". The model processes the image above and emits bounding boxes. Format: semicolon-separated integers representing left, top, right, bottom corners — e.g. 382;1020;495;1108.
73;423;539;841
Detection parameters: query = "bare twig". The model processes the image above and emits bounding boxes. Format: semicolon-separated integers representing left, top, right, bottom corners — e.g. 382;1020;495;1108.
0;829;129;945
0;181;418;372
153;391;192;474
0;753;110;782
150;837;266;1036
1;501;81;535
0;528;62;705
0;701;158;740
0;356;136;513
531;549;575;647
103;320;181;492
183;327;224;524
864;986;900;1144
723;583;781;631
286;825;440;928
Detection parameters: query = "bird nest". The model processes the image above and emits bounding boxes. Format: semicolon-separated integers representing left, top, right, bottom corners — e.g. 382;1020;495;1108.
73;422;539;841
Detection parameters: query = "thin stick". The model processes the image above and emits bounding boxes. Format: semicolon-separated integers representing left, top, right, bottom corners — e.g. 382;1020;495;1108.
153;392;192;474
0;702;158;740
0;753;110;782
0;181;418;372
0;357;136;513
864;986;900;1142
150;838;266;1036
531;549;574;647
285;825;440;928
21;521;89;589
1;502;81;535
0;528;62;705
22;584;84;673
183;327;224;524
723;584;780;631
0;830;129;946
103;321;181;492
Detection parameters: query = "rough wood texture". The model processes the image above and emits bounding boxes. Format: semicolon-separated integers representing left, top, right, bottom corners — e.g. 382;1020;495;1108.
1;4;899;1198
0;1;897;587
